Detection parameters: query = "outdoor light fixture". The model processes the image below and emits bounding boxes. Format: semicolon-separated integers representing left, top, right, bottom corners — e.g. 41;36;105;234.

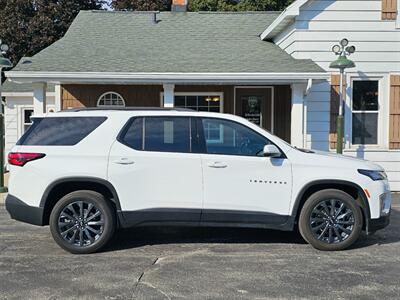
0;39;12;193
329;38;356;154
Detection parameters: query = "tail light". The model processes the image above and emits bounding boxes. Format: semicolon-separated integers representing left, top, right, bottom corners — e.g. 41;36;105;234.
8;153;46;167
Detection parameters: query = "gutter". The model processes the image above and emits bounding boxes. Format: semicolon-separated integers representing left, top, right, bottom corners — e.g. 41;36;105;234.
5;71;329;84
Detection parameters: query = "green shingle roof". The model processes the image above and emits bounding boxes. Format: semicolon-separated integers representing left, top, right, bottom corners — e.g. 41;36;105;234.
2;80;55;93
11;10;324;74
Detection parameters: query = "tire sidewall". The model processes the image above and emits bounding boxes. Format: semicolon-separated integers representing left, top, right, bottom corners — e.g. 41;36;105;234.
299;189;363;251
49;190;115;254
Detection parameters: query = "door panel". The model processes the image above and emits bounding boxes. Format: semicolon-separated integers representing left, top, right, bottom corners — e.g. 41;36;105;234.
107;117;203;224
199;117;292;223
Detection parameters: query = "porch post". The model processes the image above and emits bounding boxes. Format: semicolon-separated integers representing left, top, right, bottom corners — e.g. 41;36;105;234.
33;83;47;115
291;83;306;148
55;84;62;111
163;84;175;108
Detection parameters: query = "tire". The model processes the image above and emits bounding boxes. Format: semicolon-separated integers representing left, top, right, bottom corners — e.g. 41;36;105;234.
299;189;363;251
50;190;116;254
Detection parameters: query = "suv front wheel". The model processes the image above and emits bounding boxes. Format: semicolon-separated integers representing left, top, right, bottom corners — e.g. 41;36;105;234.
299;189;363;251
49;190;116;254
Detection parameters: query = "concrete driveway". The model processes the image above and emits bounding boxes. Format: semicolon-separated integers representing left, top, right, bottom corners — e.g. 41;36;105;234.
0;197;399;299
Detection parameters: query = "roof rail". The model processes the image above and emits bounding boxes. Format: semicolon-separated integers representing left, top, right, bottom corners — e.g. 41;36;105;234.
63;107;195;112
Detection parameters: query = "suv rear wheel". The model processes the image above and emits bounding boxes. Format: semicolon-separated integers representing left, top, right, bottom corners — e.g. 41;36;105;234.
299;189;363;251
49;190;116;254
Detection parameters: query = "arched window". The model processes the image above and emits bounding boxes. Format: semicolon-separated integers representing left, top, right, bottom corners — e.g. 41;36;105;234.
97;92;125;107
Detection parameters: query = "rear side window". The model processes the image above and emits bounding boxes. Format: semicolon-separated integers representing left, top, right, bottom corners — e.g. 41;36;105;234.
17;117;107;146
120;117;191;153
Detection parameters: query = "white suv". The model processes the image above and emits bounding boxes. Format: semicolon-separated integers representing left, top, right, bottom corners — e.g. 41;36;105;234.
6;108;391;254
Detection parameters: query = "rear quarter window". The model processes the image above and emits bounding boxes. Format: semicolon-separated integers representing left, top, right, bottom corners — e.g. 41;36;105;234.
17;117;107;146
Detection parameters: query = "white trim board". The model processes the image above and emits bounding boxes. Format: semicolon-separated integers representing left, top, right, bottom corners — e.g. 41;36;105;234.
5;72;329;84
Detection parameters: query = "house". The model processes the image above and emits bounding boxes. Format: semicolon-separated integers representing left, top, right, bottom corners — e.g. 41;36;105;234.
3;0;400;190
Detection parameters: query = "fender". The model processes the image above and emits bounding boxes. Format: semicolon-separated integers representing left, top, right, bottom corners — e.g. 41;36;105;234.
291;179;371;231
39;177;122;211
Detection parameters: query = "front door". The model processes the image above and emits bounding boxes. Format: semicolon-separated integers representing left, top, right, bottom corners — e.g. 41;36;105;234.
198;117;292;225
236;88;273;132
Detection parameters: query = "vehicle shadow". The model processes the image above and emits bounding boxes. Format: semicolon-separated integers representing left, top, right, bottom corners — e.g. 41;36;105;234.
103;226;306;252
103;208;400;252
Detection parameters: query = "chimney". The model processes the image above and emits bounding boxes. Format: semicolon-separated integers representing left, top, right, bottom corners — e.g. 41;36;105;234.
172;0;187;12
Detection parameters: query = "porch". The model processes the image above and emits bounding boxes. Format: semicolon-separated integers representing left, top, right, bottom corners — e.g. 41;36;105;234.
30;82;312;148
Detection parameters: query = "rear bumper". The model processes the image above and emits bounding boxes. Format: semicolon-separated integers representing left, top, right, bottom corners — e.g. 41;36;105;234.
5;194;45;226
368;214;390;233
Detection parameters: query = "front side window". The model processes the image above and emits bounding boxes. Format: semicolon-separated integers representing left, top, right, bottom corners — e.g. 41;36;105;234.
352;81;379;145
17;117;107;146
201;118;270;156
120;117;191;153
174;94;222;112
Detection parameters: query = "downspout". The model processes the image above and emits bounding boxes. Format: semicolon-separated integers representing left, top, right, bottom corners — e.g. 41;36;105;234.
303;79;313;148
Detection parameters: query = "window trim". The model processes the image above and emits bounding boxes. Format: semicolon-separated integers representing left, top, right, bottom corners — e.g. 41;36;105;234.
159;92;224;113
97;91;126;107
346;76;384;149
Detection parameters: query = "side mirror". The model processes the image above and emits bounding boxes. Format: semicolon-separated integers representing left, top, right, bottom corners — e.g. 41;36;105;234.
263;144;281;158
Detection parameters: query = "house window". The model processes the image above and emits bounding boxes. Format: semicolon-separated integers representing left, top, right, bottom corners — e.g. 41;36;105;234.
22;109;34;133
352;81;379;145
174;94;222;112
97;92;125;107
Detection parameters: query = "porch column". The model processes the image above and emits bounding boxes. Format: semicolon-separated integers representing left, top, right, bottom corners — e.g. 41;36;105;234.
55;84;62;111
33;83;47;115
291;83;306;148
163;84;175;108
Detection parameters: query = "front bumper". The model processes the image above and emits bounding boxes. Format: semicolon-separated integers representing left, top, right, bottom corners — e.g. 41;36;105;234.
5;194;45;226
368;214;390;233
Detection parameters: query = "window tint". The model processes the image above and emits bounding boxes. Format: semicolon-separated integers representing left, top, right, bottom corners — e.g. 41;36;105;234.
120;117;191;153
144;117;190;153
201;118;270;156
17;117;107;146
121;117;143;150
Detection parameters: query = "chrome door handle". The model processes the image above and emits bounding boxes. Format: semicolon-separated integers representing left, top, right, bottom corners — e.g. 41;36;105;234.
208;162;227;169
113;158;135;165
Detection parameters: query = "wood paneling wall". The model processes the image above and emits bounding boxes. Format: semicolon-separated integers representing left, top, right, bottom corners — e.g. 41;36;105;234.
62;84;163;109
274;86;291;143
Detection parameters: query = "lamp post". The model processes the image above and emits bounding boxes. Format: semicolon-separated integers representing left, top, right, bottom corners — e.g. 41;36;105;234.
0;40;12;193
329;39;356;154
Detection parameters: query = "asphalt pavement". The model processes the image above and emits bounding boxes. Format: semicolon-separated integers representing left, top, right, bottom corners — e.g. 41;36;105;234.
0;195;399;299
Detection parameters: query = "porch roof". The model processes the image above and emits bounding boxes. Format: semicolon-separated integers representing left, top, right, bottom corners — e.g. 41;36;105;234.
7;10;325;80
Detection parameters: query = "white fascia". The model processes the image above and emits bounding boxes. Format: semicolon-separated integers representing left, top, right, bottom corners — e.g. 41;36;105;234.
2;92;55;97
5;71;329;84
260;0;309;41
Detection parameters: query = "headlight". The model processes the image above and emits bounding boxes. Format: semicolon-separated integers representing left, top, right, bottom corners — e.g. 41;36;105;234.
358;169;387;181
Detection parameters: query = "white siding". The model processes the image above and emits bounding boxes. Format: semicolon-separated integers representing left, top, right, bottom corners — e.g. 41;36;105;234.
305;81;331;150
5;96;55;155
272;0;400;190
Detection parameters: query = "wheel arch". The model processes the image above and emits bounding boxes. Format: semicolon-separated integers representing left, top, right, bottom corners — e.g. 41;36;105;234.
40;177;121;225
292;180;371;230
